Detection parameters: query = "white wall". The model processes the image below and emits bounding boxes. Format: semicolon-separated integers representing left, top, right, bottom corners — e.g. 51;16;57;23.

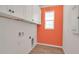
63;5;79;54
0;17;37;53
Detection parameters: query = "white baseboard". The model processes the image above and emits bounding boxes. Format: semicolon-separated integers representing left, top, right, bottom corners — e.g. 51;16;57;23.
37;43;62;48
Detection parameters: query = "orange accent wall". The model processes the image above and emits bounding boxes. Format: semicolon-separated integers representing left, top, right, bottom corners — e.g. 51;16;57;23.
37;6;63;46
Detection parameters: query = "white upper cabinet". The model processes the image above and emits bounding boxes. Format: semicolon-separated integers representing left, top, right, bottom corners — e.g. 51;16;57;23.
23;5;33;22
7;5;25;19
23;5;41;24
0;5;24;20
0;5;41;24
0;5;10;16
32;5;41;24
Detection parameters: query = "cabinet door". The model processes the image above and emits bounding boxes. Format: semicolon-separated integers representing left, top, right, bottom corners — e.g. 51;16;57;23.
7;5;24;19
17;33;33;53
24;6;33;22
32;6;41;24
0;5;11;16
17;35;27;53
72;6;79;33
0;5;7;13
26;34;36;53
26;35;32;53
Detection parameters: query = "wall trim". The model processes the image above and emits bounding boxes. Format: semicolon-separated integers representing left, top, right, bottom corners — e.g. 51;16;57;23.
37;43;62;48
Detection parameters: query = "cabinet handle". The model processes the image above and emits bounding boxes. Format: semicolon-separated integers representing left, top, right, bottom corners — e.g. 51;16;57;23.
77;16;79;19
29;36;31;39
8;9;14;13
12;10;14;13
9;9;11;12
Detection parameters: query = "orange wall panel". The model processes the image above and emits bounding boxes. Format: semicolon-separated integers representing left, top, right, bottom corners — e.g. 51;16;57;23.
37;6;63;46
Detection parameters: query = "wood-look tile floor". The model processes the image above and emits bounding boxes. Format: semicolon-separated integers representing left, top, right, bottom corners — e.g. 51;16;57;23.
29;44;64;54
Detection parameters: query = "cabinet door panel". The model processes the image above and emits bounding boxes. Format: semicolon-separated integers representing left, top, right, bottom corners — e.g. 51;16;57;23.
0;6;7;13
7;6;24;19
32;6;41;24
0;5;11;16
17;36;27;53
24;6;33;22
